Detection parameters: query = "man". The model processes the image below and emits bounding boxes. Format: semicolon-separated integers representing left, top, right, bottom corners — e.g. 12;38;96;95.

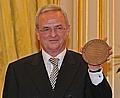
2;5;112;98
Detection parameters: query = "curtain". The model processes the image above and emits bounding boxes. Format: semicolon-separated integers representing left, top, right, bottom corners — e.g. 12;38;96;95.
0;0;60;97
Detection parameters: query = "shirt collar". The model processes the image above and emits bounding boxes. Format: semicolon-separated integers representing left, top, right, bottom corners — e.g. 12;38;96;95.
42;49;67;64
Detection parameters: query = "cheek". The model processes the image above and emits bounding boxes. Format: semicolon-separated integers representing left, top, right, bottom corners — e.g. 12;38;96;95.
39;36;47;43
37;33;47;41
60;33;68;41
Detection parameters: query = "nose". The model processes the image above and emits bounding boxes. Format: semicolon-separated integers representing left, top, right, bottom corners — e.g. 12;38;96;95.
50;28;56;37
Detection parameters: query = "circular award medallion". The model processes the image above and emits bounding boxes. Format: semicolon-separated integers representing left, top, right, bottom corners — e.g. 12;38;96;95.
82;39;109;65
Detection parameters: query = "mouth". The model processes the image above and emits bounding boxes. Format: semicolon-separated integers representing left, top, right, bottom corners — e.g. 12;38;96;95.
49;39;58;41
49;39;59;43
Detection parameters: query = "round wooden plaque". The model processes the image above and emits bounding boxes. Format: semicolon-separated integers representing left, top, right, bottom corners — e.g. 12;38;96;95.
82;39;109;65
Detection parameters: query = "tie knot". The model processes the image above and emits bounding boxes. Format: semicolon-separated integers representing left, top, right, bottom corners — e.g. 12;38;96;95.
49;58;59;66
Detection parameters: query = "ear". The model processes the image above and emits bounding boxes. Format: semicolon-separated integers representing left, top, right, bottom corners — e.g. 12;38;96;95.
35;27;40;40
35;33;41;50
36;31;40;40
66;25;70;35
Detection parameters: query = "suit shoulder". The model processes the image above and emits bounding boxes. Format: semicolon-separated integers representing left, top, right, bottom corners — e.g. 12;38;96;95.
67;49;87;62
67;49;82;57
9;52;41;66
67;49;88;69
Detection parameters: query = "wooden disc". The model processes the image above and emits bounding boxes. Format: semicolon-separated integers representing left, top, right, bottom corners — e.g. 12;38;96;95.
82;39;109;65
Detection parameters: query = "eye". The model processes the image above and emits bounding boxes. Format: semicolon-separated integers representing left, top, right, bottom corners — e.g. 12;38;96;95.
55;26;63;30
42;27;51;32
39;27;51;32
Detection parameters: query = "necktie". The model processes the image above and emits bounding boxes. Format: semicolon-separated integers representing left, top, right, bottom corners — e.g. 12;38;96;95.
49;58;59;89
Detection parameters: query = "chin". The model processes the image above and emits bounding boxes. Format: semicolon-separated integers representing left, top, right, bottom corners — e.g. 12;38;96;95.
49;47;59;51
49;44;59;48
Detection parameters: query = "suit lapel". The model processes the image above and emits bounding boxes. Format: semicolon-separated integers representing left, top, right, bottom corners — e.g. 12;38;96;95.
24;51;53;97
54;50;82;97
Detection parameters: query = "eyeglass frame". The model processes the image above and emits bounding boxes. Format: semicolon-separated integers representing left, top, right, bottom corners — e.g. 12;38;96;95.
36;24;67;34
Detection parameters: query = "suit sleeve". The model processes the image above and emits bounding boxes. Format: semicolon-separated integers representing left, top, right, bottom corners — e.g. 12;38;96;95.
85;74;112;98
2;64;18;98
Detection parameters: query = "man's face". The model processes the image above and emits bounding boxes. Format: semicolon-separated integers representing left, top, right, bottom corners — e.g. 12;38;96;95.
36;11;70;55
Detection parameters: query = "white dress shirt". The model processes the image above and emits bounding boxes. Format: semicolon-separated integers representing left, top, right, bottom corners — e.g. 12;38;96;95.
42;49;66;78
42;49;103;85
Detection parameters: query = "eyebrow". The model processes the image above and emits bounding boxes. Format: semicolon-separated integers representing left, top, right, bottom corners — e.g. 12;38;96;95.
42;22;62;27
43;24;63;27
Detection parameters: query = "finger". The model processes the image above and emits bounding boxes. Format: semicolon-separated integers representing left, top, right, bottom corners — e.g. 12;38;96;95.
109;50;113;55
108;46;112;55
88;64;102;71
106;58;110;61
108;46;112;50
102;37;107;41
80;47;83;53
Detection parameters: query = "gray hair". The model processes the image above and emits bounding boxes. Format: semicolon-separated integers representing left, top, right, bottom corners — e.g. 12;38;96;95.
35;4;69;28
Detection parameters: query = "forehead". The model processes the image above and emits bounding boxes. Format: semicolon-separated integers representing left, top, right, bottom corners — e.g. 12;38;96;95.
38;11;66;25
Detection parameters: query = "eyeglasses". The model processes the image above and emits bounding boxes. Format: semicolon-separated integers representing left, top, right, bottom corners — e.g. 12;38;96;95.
37;25;66;33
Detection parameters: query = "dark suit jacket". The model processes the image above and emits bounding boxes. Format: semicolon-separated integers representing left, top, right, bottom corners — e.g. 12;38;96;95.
2;50;112;98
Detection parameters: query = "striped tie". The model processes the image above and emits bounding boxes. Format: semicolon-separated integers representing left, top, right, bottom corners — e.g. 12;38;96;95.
49;58;59;89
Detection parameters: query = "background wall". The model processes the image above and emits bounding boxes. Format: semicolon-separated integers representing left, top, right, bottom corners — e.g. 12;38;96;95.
0;0;120;98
